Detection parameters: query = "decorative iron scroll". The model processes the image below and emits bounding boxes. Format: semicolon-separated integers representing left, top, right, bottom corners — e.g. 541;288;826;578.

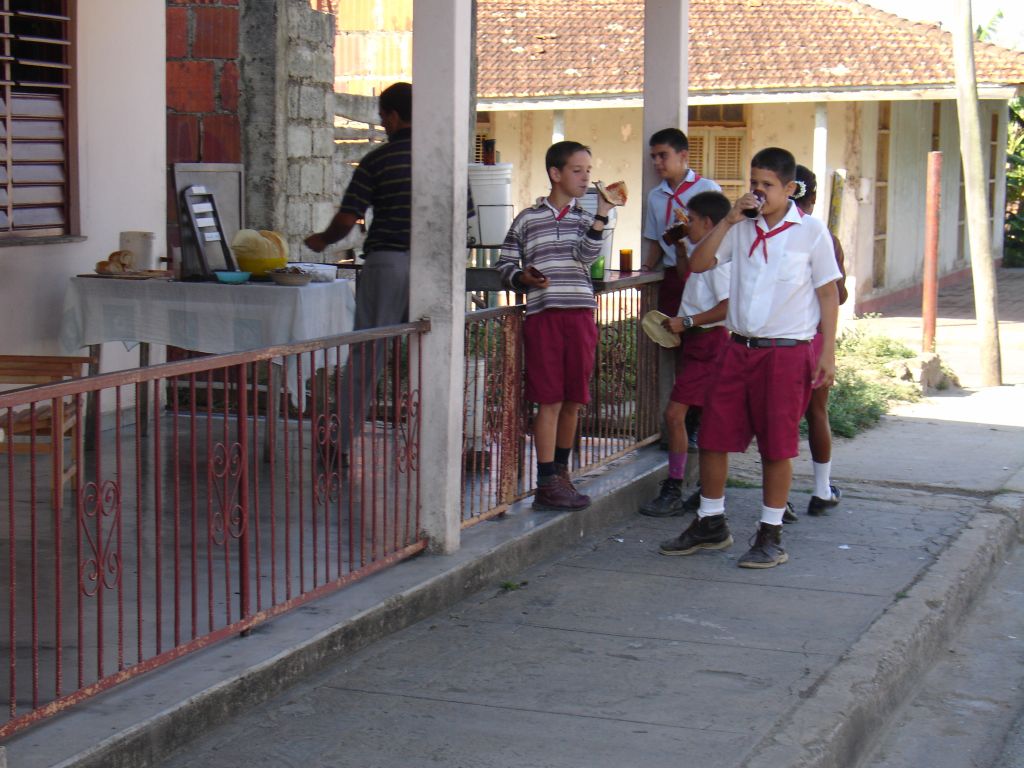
210;441;245;545
315;413;341;503
79;480;121;596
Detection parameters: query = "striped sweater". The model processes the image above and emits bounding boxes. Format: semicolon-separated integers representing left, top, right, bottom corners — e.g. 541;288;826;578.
496;197;602;315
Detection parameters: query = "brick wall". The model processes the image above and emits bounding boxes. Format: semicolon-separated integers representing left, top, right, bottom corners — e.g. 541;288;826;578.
166;0;242;249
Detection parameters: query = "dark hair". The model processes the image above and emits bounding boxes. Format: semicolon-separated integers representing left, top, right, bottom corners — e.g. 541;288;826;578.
750;147;796;184
379;82;412;122
686;191;731;225
545;140;591;177
648;128;689;152
792;164;817;201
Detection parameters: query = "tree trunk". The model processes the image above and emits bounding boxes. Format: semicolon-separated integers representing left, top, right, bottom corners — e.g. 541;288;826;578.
953;0;1002;386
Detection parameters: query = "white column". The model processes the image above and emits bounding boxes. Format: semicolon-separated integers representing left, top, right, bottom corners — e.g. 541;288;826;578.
552;109;565;144
813;102;828;220
642;0;689;199
409;0;472;553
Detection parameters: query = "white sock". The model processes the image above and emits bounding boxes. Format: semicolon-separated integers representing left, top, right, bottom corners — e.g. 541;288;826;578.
697;495;725;519
761;505;786;526
813;461;832;499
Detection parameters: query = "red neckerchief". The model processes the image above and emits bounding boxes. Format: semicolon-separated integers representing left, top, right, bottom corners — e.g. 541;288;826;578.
554;204;571;221
664;173;702;223
748;220;797;262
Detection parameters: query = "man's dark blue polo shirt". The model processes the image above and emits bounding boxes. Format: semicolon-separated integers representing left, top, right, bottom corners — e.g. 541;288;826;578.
339;127;412;255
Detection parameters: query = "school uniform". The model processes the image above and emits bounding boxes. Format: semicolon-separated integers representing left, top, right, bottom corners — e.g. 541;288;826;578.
670;261;731;408
697;202;841;461
643;170;722;315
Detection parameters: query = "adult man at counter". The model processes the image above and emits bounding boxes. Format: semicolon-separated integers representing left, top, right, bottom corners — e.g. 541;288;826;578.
305;81;414;468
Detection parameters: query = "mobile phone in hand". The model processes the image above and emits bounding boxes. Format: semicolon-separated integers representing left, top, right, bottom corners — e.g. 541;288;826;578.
527;266;545;280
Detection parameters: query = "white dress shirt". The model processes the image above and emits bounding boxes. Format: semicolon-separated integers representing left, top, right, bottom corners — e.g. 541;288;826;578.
643;170;721;267
678;260;731;327
714;202;841;339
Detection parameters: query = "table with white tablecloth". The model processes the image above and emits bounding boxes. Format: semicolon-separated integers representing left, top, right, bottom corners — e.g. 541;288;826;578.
60;277;357;436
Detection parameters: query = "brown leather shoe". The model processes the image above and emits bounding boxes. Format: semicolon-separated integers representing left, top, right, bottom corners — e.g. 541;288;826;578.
533;475;591;511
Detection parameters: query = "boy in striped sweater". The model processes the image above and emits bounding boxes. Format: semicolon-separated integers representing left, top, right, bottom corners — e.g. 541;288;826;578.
496;141;617;511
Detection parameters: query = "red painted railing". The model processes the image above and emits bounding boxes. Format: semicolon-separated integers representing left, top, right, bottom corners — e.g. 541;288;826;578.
0;321;427;736
461;272;662;525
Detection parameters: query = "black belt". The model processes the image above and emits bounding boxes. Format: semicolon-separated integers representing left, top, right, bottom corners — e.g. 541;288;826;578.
730;332;810;348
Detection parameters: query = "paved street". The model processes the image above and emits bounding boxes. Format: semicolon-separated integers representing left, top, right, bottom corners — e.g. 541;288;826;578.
5;268;1023;768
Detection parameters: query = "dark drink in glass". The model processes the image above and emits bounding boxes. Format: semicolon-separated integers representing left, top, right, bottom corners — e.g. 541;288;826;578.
742;190;766;219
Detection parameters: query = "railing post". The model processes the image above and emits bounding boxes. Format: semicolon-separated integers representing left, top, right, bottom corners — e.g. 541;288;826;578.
237;364;250;620
497;312;522;503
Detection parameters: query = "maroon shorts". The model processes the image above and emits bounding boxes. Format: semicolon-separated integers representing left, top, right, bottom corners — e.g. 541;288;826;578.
697;337;815;460
670;326;728;407
657;266;688;316
523;308;598;404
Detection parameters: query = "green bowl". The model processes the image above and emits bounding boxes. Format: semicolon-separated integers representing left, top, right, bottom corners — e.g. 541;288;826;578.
214;271;251;284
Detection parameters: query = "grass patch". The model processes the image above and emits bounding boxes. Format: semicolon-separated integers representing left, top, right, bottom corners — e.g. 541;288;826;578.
822;328;922;438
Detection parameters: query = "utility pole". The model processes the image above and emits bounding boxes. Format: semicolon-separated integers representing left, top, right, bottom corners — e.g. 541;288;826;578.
953;0;1002;386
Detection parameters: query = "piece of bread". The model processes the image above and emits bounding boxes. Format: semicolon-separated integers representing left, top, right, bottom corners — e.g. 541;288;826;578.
259;230;290;261
108;249;135;270
596;180;628;206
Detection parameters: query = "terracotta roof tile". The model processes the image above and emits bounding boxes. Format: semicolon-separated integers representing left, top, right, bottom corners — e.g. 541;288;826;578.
476;0;1024;100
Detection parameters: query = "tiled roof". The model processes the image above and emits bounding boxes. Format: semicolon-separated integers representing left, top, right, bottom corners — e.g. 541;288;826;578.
476;0;1024;100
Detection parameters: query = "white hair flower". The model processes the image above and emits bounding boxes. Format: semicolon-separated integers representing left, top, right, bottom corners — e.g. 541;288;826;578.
792;180;807;199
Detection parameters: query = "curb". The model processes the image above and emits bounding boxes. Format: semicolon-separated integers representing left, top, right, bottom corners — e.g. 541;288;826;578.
742;492;1024;768
14;456;666;768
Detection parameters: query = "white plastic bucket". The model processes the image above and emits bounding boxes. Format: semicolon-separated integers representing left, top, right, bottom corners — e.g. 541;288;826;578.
119;231;157;270
468;163;514;247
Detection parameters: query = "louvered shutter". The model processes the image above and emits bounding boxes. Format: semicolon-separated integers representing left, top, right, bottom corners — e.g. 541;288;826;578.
1;1;71;239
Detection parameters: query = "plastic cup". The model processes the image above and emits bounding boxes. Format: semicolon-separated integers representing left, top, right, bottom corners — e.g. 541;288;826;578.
619;248;633;272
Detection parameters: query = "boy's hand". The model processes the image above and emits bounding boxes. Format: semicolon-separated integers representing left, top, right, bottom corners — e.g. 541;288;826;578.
729;192;761;223
662;317;685;334
812;351;835;389
596;197;615;217
663;221;690;246
520;267;549;289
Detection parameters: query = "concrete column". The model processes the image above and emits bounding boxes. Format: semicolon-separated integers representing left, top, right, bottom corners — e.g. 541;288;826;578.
813;102;828;220
643;1;689;444
552;109;566;143
642;0;689;199
409;0;472;554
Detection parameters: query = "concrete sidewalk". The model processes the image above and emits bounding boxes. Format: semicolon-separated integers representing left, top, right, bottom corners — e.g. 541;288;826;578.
4;271;1023;768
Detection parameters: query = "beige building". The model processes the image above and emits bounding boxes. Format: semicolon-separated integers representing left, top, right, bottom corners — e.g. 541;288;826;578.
333;0;1024;313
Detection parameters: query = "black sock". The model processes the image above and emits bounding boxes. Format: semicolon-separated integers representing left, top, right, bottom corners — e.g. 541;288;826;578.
538;461;557;478
554;447;571;466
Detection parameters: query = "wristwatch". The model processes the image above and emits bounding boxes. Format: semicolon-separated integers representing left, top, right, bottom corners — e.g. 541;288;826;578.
682;315;695;329
592;213;609;225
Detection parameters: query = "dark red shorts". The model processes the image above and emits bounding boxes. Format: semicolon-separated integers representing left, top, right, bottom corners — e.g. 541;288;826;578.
670;326;727;407
523;308;598;404
697;337;814;460
657;267;688;316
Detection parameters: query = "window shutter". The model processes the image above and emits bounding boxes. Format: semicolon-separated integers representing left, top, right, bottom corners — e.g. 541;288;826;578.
1;1;71;239
687;135;705;176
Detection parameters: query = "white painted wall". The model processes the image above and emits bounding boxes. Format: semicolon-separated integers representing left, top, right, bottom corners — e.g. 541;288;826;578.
1;1;166;372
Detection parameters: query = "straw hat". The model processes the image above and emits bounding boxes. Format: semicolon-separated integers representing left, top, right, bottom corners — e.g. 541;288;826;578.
641;310;681;348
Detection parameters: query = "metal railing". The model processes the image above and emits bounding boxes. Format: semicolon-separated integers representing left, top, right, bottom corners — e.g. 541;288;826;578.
460;272;662;525
0;321;427;736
